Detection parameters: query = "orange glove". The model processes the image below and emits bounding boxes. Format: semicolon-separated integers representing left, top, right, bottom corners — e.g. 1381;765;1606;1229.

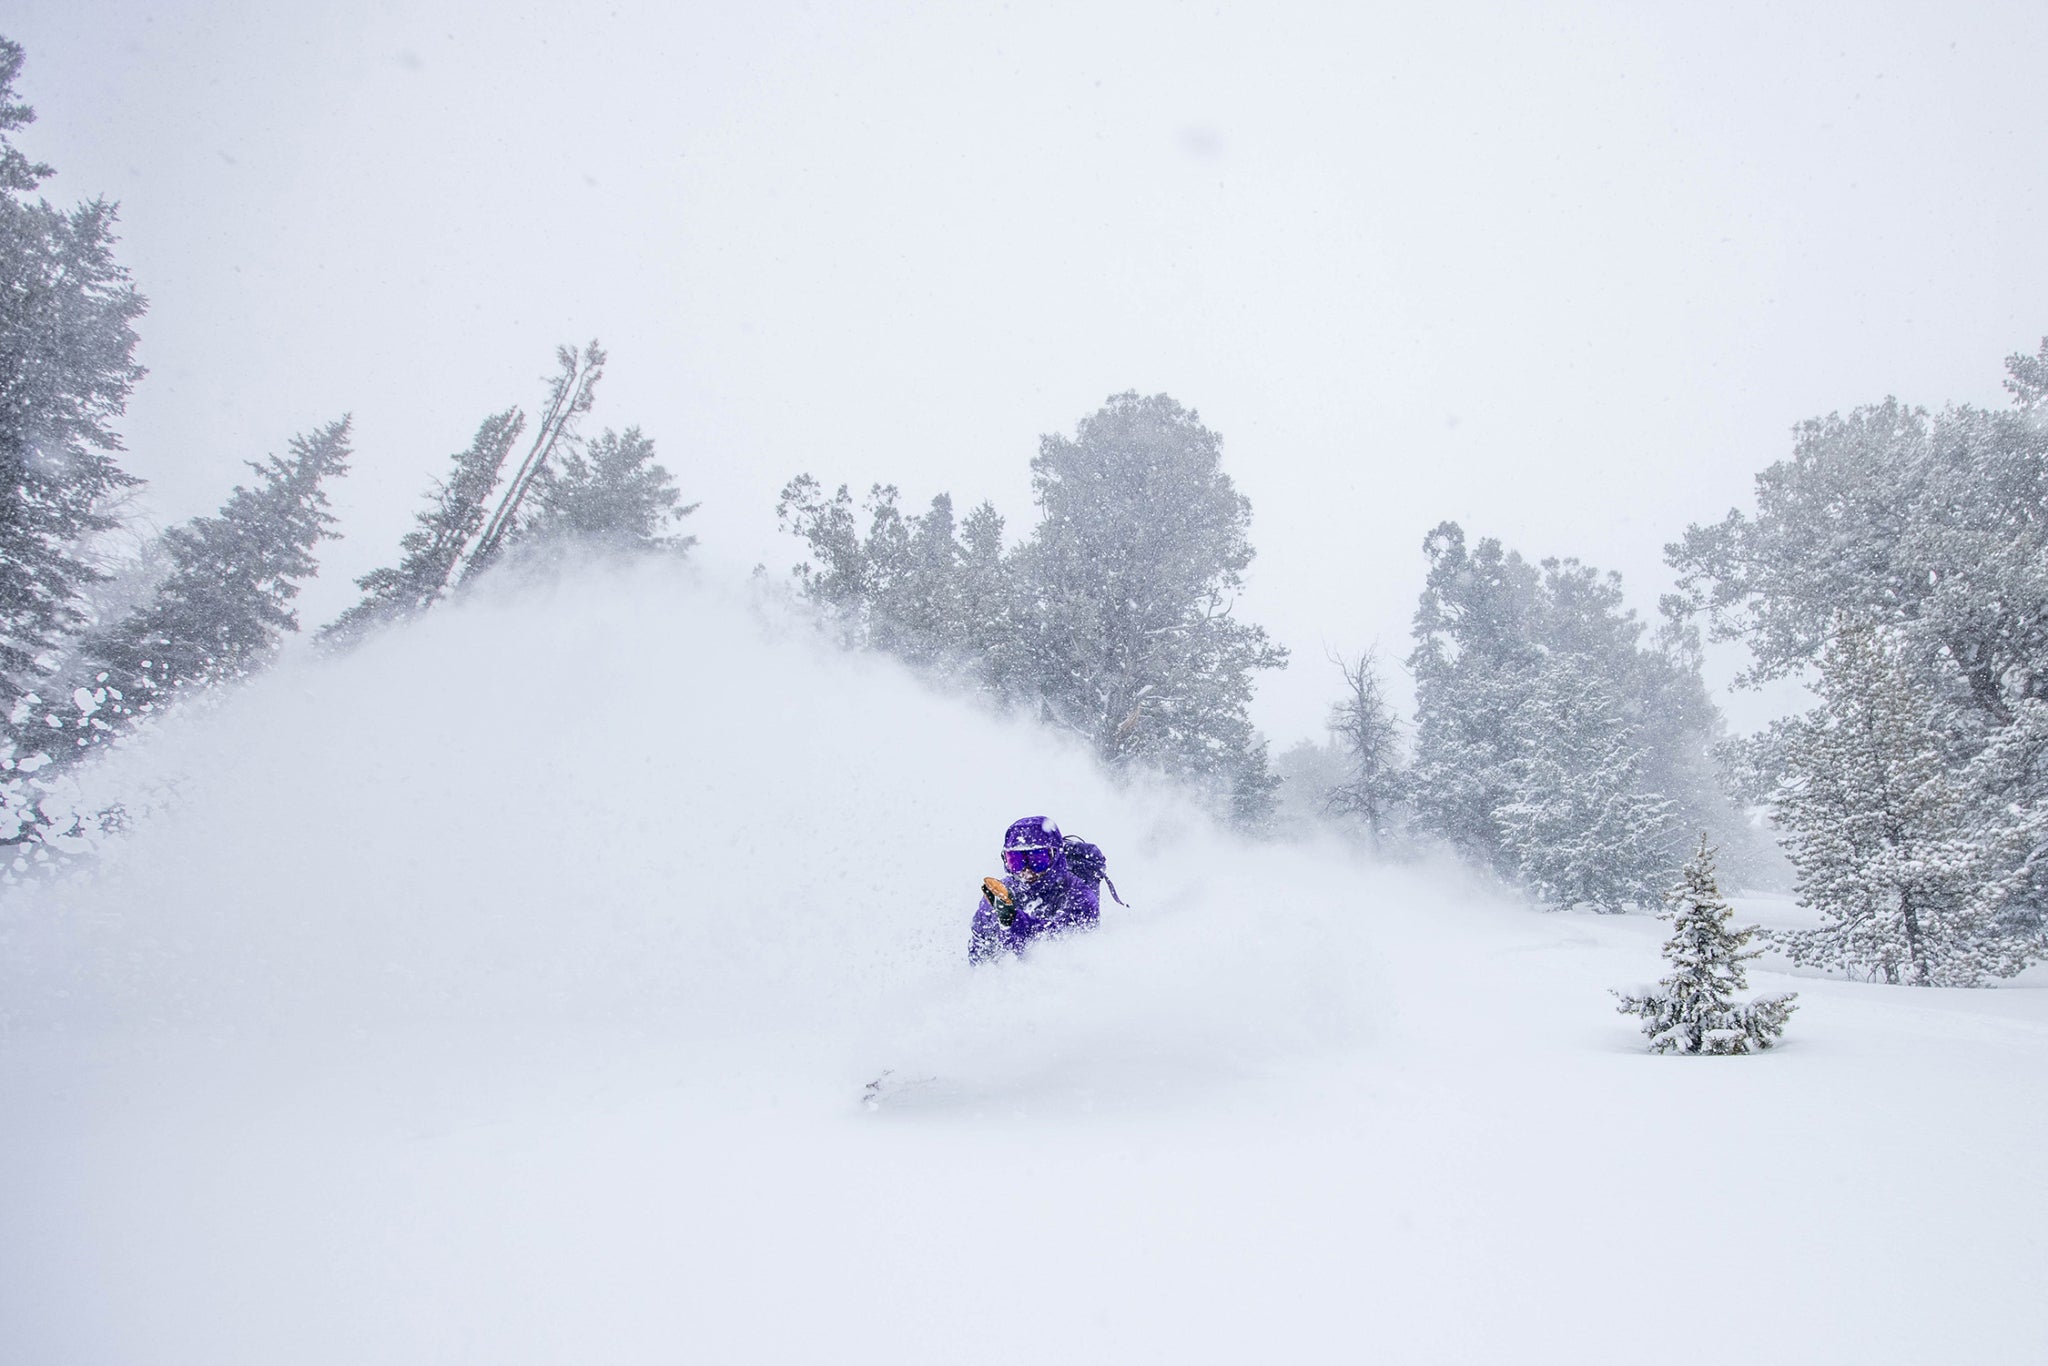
982;876;1016;928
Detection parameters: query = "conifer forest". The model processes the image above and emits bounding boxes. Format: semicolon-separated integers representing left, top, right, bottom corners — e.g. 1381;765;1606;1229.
4;12;2044;1363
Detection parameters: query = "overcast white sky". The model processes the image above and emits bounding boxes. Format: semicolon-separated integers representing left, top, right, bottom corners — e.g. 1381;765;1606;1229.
11;0;2046;742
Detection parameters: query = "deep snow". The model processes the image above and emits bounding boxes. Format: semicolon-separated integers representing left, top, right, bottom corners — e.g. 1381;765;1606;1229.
2;563;2042;1364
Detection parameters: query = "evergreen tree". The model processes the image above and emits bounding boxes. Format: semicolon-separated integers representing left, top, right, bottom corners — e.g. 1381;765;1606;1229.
955;500;1010;630
777;481;1005;677
1669;382;2048;725
1669;347;2048;950
1406;523;1543;875
323;409;524;643
0;38;146;747
1408;522;1736;896
950;498;1015;687
2005;337;2048;409
1767;627;2035;985
872;493;966;669
84;419;352;725
775;394;1283;823
1498;661;1675;911
1008;392;1286;820
460;342;603;584
1955;697;2048;945
0;39;48;195
848;484;912;647
327;347;672;645
776;476;902;645
1324;646;1406;852
519;425;694;555
1615;837;1797;1054
0;747;120;880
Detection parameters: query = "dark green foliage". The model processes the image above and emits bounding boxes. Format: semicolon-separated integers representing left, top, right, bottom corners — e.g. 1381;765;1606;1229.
0;37;145;742
0;39;54;193
461;342;604;583
324;409;524;643
521;425;695;555
86;419;352;720
1615;838;1796;1053
327;345;689;648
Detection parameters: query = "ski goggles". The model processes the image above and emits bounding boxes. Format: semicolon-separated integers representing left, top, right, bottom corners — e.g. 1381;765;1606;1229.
1002;846;1055;874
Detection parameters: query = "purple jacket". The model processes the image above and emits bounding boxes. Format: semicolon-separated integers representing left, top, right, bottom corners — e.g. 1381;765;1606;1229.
968;846;1101;963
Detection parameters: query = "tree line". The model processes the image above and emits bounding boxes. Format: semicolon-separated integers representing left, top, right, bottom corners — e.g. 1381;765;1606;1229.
2;36;2043;985
1288;339;2048;986
774;390;1287;823
0;40;693;869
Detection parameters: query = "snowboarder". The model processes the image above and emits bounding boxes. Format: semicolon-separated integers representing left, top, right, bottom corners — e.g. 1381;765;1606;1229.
969;816;1109;963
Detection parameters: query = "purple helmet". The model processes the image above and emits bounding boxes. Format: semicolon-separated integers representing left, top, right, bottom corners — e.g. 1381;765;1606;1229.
1003;816;1063;851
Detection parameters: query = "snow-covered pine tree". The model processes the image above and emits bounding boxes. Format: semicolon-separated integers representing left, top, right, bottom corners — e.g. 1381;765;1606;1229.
1670;380;2048;724
1498;659;1675;911
1324;645;1406;853
847;486;914;654
0;746;121;882
776;475;864;623
83;418;352;727
870;493;969;670
1409;523;1736;895
322;408;524;643
774;395;1283;821
1007;392;1287;822
1767;626;2032;985
519;425;695;556
1614;837;1796;1054
1669;345;2048;953
776;477;916;649
1954;697;2048;953
777;481;1018;684
0;39;147;750
1533;554;1737;880
953;499;1014;689
460;342;603;584
1406;524;1546;876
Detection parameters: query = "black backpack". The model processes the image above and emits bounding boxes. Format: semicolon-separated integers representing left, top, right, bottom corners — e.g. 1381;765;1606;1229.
1062;837;1128;906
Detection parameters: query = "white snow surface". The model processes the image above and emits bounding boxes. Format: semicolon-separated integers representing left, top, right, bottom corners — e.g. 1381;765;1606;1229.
2;562;2042;1364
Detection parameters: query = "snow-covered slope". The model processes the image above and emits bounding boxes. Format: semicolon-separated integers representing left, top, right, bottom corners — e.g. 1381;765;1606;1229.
2;563;2042;1364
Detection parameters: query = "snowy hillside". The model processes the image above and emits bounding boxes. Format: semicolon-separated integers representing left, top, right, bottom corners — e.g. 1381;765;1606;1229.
3;564;2042;1364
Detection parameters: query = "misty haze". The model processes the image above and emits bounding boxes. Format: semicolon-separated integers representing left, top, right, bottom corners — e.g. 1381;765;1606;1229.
3;5;2044;1363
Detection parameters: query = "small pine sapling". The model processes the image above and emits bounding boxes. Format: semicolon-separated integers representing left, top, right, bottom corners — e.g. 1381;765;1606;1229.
1614;836;1797;1054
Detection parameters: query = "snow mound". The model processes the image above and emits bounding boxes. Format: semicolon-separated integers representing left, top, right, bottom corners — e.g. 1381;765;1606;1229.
3;561;1382;1100
5;563;2043;1366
